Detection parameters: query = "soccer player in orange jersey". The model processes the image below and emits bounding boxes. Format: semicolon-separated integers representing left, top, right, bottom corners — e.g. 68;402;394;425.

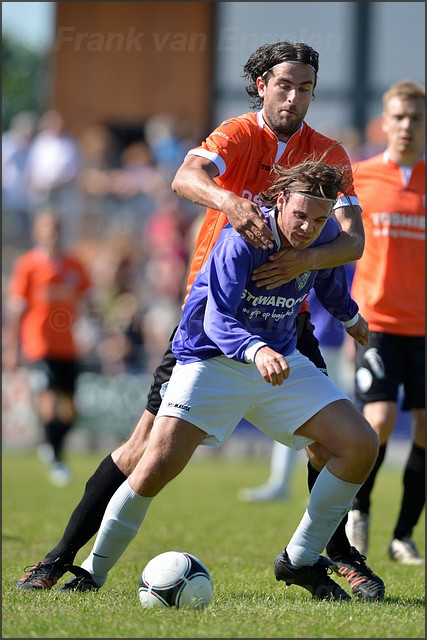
4;207;92;486
15;41;382;600
346;80;425;565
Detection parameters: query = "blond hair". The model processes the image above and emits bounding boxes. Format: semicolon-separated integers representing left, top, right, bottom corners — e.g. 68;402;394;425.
383;80;425;110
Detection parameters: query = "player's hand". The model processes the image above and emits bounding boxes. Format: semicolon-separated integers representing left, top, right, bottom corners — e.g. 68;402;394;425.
227;198;275;250
254;346;290;385
346;314;370;347
252;247;311;288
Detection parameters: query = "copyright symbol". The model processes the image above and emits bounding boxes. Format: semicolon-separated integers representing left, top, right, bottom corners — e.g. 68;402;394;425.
49;308;73;332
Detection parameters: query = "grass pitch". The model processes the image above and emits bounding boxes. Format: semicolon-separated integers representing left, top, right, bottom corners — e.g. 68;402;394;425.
2;448;425;638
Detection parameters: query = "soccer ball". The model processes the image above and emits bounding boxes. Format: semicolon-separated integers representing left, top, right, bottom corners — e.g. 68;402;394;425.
138;551;213;609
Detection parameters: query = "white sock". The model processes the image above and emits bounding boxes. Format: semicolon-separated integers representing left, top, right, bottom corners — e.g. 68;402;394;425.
268;442;297;490
286;467;362;567
81;479;153;586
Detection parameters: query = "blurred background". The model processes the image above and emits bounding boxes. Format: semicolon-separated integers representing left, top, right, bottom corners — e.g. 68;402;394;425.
2;1;425;456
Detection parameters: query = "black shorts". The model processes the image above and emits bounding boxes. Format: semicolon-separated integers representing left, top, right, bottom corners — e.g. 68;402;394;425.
29;358;80;394
355;332;425;410
295;310;327;373
145;311;327;415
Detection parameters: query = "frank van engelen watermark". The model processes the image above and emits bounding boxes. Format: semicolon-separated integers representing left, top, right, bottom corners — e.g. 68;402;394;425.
54;26;343;53
54;27;208;52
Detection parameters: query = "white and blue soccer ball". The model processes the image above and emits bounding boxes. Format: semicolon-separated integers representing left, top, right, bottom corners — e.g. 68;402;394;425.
138;551;213;609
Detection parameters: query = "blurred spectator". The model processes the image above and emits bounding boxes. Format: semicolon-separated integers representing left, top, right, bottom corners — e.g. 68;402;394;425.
90;229;143;311
144;112;204;189
26;110;83;248
144;113;188;182
142;192;193;302
112;140;167;199
2;110;38;248
78;124;120;237
2;110;201;407
89;229;148;375
95;292;146;376
3;206;92;486
130;192;197;372
108;139;169;234
79;132;171;237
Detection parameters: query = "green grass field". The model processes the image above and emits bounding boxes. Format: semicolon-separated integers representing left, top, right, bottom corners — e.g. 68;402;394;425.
2;449;425;638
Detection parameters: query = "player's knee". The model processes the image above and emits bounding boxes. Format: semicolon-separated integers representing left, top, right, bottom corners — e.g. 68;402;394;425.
351;419;379;475
129;463;174;497
113;440;145;475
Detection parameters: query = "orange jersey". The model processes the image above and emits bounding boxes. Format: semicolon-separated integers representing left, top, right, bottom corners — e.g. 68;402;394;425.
184;111;357;313
351;152;425;336
9;248;91;360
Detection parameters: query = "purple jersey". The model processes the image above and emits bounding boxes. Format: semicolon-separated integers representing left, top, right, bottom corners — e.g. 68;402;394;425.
173;208;358;364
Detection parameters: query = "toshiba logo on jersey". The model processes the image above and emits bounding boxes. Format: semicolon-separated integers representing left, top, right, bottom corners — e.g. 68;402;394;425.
371;212;425;229
370;211;425;238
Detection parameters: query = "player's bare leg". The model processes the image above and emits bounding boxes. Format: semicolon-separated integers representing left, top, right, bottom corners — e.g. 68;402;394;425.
68;417;207;588
112;409;156;475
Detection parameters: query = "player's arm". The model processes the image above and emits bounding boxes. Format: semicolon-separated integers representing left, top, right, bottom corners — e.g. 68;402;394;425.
201;240;290;386
344;315;369;347
251;203;364;289
171;154;274;250
328;203;365;263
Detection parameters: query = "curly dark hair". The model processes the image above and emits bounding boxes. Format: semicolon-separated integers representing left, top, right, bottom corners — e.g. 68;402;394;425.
243;41;319;109
259;152;350;208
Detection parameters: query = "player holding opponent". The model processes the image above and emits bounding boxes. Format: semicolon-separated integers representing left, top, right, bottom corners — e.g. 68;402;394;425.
56;158;378;601
16;40;384;601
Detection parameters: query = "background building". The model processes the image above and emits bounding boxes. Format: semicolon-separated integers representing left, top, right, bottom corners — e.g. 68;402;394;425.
3;2;425;141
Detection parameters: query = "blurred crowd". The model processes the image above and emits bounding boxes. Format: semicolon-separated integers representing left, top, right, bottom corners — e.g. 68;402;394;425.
2;108;386;378
2;109;205;376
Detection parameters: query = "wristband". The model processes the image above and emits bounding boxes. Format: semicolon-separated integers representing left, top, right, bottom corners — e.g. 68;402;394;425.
244;340;267;364
341;313;359;329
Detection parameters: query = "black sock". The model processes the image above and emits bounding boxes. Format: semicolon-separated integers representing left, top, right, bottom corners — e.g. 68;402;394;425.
307;459;320;493
393;443;425;540
352;443;387;513
44;418;73;462
44;454;127;566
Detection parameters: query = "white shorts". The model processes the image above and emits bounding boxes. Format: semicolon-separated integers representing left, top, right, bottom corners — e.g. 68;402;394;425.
155;351;348;450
